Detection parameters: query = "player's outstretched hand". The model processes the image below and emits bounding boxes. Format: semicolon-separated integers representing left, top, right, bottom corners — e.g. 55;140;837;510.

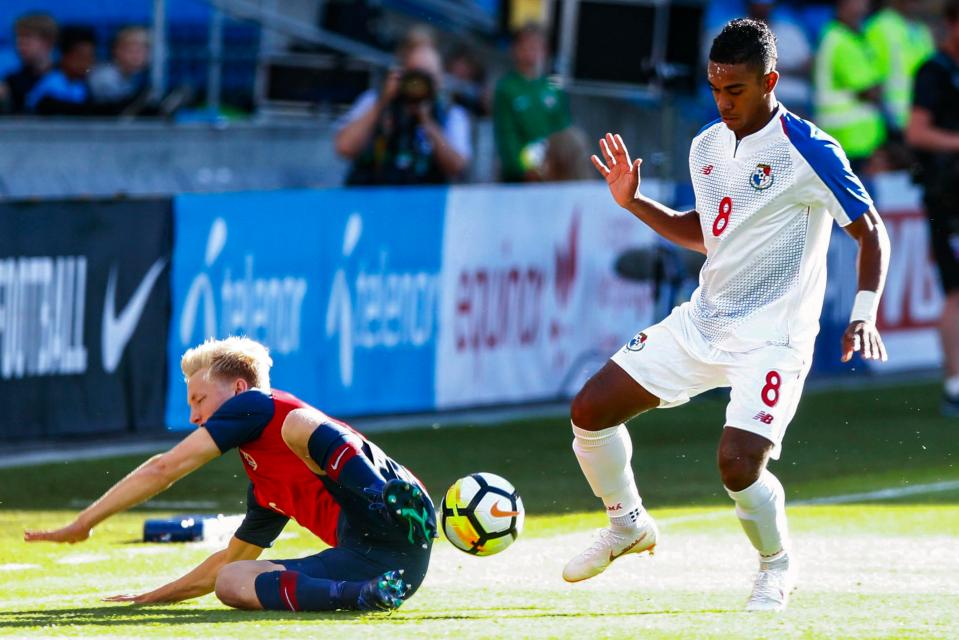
591;133;641;208
103;592;165;605
24;520;91;544
841;321;888;363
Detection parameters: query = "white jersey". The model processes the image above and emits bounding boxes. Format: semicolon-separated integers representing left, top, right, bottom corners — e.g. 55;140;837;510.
686;104;872;353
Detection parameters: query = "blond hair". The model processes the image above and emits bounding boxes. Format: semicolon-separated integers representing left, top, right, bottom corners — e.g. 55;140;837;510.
181;336;272;390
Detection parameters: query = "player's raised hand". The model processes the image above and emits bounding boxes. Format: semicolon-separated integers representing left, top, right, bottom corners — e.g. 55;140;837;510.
591;133;642;208
24;519;92;544
841;321;888;363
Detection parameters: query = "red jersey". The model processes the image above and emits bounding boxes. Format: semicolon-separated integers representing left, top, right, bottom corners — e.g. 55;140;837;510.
203;389;342;547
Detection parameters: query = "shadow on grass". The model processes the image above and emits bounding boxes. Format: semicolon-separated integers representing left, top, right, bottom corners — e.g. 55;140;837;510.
0;606;367;627
0;605;734;628
386;608;733;621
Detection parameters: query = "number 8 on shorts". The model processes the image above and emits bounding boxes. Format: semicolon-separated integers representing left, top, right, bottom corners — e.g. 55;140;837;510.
761;371;781;407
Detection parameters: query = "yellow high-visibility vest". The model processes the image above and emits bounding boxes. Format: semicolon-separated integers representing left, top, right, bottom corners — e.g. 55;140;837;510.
814;20;886;160
865;8;935;128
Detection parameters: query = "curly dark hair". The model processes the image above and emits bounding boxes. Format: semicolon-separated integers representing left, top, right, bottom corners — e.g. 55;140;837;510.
708;18;778;75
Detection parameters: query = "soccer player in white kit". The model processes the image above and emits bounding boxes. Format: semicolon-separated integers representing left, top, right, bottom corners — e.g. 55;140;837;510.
563;19;891;611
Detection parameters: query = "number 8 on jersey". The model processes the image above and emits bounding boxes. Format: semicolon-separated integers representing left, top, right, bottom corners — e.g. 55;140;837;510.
713;197;733;236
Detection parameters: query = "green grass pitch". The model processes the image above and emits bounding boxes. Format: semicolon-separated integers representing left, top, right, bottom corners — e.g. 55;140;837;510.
1;381;957;639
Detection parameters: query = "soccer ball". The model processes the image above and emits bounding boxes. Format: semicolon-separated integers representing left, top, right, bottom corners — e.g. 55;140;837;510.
441;472;524;556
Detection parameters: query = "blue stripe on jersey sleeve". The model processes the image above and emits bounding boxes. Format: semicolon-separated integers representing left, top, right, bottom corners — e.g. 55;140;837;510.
203;389;275;453
780;111;872;224
694;116;722;139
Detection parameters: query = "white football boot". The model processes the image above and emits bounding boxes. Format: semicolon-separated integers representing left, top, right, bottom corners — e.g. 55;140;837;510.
745;553;797;611
562;517;658;583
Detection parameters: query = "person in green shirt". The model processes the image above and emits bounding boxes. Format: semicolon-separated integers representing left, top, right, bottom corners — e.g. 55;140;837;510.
493;23;571;182
865;0;935;129
813;0;886;168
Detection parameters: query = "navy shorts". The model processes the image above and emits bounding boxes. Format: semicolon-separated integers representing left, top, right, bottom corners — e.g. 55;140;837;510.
273;502;433;594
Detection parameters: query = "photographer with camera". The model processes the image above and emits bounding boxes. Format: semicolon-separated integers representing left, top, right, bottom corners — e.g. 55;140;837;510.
906;0;959;414
335;37;471;185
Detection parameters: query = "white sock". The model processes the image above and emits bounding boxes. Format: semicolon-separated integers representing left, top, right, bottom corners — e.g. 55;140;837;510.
725;470;789;557
945;376;959;397
571;423;646;531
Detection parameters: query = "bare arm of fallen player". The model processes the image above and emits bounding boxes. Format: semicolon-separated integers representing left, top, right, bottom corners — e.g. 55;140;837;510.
840;209;890;363
24;428;223;543
591;132;706;254
103;535;266;604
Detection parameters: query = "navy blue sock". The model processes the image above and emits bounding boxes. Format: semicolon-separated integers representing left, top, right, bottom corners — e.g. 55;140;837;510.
307;423;386;499
254;570;365;611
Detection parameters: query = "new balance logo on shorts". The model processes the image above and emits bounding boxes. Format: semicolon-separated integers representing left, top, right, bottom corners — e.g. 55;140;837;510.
753;411;774;424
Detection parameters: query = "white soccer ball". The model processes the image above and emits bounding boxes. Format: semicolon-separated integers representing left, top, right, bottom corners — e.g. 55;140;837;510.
440;472;525;556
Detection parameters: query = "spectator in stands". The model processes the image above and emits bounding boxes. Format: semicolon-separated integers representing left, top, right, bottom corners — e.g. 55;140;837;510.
906;0;959;415
335;32;471;185
446;45;489;118
542;127;594;182
0;13;58;114
865;0;934;131
89;26;151;106
493;23;571;183
813;0;885;173
26;25;96;115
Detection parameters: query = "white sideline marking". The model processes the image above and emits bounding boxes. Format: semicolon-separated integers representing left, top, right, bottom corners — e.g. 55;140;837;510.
0;563;39;571
123;547;175;557
58;553;108;565
655;479;959;528
794;480;959;505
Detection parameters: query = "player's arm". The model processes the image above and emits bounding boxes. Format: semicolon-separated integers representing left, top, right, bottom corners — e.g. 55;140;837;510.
592;133;706;254
105;483;288;604
104;535;264;604
840;208;890;363
24;428;221;543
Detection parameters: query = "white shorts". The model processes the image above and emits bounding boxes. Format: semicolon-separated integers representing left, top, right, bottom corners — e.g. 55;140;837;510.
610;303;811;459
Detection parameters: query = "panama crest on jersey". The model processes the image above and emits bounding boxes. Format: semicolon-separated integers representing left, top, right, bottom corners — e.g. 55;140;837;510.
750;163;774;190
626;332;648;352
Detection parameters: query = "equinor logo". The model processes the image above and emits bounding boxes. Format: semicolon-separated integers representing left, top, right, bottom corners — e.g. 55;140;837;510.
326;213;439;387
180;218;307;353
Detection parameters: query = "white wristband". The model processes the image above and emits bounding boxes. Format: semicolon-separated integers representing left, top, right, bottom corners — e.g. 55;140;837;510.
850;290;879;324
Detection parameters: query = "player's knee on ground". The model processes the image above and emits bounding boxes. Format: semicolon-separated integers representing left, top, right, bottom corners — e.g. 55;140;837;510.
215;562;267;610
717;432;770;491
